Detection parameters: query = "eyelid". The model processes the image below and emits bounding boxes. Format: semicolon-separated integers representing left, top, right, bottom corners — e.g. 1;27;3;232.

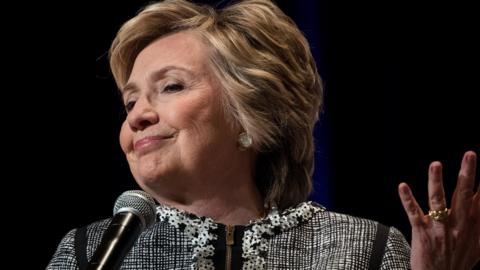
122;91;134;104
121;84;139;101
124;100;136;112
163;82;185;92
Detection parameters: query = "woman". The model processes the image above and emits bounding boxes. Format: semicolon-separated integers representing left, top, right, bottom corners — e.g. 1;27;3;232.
48;0;479;269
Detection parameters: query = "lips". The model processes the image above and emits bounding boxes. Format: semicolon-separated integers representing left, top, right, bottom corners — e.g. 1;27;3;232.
133;135;174;153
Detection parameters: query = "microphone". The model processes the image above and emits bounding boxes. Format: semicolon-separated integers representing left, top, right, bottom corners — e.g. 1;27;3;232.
87;190;157;270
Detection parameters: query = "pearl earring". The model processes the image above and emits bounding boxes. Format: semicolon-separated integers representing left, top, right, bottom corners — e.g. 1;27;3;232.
238;132;253;150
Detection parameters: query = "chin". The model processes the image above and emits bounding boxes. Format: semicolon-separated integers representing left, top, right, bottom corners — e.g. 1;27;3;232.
135;170;164;185
130;160;164;183
134;172;166;193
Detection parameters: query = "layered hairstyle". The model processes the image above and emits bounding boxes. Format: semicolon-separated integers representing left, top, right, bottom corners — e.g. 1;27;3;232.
110;0;323;210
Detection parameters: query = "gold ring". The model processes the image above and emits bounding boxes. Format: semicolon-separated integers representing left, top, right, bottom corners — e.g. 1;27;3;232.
428;208;448;221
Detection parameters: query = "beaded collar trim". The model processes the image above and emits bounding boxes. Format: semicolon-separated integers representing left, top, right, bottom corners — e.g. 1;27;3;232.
156;201;325;270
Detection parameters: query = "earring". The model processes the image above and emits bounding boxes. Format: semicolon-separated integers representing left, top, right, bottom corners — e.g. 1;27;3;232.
238;132;253;150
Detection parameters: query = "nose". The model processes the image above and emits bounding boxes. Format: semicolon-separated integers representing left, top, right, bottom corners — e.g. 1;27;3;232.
126;96;159;131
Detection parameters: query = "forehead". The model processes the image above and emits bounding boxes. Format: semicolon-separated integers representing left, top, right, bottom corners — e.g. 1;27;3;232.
130;31;210;77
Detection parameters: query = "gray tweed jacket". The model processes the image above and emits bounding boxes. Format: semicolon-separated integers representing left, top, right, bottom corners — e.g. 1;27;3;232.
47;202;411;269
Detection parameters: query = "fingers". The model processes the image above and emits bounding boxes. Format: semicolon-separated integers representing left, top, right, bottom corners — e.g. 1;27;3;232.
457;151;476;195
451;151;477;226
428;161;447;211
462;152;478;194
399;183;424;227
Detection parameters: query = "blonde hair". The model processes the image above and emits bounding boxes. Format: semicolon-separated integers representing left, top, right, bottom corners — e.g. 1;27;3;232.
110;0;323;210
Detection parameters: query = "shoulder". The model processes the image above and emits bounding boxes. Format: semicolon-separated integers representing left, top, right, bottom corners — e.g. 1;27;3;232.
83;218;111;252
311;208;411;269
312;209;385;239
380;226;411;269
46;219;111;270
256;202;387;249
312;209;411;250
263;202;411;269
307;206;405;243
47;228;77;269
293;206;382;246
274;201;382;235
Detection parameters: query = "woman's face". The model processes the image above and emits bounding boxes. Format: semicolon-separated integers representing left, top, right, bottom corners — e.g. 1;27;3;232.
119;32;241;194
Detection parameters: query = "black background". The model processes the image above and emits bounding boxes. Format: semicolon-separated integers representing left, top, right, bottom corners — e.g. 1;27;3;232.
8;0;477;268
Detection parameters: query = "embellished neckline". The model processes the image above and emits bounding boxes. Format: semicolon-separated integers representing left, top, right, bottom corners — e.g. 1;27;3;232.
156;201;325;270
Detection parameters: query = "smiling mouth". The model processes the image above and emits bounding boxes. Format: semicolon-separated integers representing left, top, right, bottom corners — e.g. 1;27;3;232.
134;135;174;153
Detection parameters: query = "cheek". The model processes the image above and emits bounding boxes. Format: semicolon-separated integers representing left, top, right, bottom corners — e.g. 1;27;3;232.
119;121;132;153
167;97;211;131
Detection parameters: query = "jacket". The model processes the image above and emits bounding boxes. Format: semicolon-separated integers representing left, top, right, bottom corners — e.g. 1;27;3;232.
47;201;411;269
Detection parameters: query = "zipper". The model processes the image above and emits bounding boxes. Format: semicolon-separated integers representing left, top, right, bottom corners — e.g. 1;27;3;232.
225;225;235;270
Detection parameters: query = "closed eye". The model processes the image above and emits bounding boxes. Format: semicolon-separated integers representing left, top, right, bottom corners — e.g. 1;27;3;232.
164;83;184;93
125;101;136;113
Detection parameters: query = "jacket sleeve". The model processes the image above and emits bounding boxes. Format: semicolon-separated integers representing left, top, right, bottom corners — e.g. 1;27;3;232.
46;229;79;270
380;226;411;270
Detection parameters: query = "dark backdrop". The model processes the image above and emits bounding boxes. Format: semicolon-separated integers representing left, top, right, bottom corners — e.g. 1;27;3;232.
22;0;477;268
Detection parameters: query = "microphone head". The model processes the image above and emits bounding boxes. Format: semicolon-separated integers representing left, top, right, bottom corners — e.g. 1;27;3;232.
113;190;157;229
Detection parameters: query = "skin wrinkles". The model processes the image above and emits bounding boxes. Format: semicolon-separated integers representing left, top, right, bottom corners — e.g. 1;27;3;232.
121;66;202;105
119;31;263;225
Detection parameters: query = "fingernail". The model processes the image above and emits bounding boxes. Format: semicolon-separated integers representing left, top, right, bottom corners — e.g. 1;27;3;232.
430;162;441;173
467;153;475;162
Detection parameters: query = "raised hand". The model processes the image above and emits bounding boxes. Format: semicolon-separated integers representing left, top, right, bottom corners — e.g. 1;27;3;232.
398;151;479;270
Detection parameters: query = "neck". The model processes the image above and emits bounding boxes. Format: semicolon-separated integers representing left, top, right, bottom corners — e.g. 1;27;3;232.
144;152;265;225
152;179;264;225
142;146;264;225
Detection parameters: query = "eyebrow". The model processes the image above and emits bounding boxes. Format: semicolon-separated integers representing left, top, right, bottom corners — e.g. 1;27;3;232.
121;65;195;95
